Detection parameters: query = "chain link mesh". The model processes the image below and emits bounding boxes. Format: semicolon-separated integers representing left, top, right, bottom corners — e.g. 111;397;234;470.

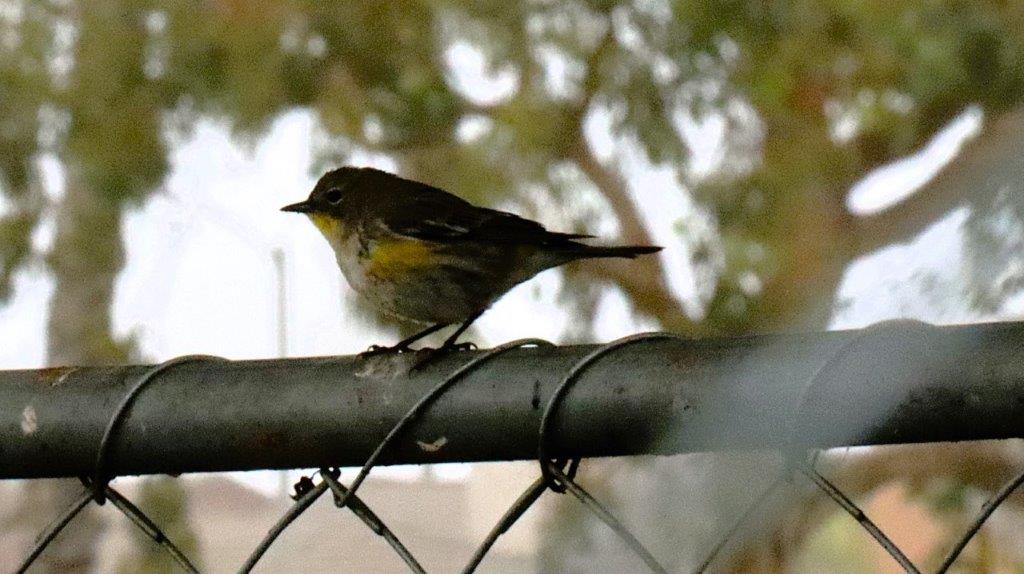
12;330;1024;573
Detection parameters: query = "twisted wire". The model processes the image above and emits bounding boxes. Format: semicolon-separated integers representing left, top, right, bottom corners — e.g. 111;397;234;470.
546;463;668;574
92;355;228;503
239;477;330;573
538;332;688;491
321;468;426;573
18;357;221;574
105;485;201;573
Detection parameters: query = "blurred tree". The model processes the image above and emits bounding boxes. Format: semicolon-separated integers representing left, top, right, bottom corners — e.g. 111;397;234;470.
3;0;1024;572
2;1;179;571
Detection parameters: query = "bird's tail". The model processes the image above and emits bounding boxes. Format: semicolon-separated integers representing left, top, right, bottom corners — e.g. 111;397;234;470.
559;243;663;260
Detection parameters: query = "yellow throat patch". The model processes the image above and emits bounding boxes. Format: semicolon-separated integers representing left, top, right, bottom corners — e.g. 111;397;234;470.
309;213;341;237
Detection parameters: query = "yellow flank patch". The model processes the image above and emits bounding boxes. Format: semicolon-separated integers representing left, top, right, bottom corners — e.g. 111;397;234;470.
369;239;436;278
309;213;341;237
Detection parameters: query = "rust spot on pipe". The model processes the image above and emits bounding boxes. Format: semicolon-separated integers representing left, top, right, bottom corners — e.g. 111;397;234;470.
35;367;79;387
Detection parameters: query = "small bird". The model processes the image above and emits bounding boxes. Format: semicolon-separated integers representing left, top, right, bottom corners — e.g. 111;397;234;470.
282;166;662;356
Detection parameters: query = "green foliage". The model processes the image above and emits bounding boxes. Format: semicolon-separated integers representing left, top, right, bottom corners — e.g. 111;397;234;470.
0;208;37;301
0;0;51;302
63;1;167;203
924;479;969;514
3;1;1024;327
791;510;876;574
669;0;1024;329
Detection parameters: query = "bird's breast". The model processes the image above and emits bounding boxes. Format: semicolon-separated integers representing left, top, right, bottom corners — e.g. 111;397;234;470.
365;238;438;280
305;214;368;288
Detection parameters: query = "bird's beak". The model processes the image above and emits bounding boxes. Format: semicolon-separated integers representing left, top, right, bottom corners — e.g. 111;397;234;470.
281;200;314;213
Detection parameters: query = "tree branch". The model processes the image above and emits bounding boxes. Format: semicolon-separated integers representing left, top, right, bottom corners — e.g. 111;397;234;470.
570;139;703;335
852;106;1024;257
558;29;700;335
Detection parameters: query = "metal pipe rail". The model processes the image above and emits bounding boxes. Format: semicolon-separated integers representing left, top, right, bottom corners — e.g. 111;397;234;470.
3;320;1024;479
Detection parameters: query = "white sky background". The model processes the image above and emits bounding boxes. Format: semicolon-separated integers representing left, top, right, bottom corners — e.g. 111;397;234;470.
0;45;1004;493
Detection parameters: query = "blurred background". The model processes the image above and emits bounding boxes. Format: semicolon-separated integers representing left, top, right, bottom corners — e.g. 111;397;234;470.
2;1;1024;572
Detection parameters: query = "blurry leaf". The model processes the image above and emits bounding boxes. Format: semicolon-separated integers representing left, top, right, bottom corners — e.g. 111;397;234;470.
0;210;39;302
927;480;969;514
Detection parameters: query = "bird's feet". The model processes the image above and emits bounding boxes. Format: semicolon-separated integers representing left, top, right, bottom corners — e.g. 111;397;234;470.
358;340;477;370
411;341;478;371
358;343;412;358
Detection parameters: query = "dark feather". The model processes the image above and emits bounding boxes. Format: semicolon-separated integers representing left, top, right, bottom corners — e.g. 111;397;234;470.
367;170;589;246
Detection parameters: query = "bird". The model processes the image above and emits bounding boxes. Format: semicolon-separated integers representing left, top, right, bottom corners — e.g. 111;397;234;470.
282;166;662;357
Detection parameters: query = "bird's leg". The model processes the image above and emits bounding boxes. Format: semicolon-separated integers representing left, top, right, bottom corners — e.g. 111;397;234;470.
411;310;485;369
438;310;485;351
360;322;448;357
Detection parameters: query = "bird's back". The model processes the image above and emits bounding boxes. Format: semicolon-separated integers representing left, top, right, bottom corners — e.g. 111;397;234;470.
349;168;590;251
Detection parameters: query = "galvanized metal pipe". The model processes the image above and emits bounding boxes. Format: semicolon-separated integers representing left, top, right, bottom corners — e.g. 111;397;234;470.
3;320;1023;479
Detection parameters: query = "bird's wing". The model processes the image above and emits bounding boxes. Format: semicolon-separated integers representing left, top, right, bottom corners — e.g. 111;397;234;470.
382;183;590;245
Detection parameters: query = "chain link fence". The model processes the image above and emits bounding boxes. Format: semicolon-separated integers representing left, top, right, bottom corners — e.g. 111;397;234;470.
6;321;1024;572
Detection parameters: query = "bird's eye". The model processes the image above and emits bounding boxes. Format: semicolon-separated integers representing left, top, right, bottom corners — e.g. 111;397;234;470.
324;189;344;204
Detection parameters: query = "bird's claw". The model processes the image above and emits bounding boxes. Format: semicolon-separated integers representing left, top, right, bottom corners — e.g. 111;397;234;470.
359;344;411;358
359;340;477;369
410;341;478;371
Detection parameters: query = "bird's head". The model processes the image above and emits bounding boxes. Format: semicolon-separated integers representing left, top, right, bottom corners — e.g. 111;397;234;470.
281;166;372;236
281;166;368;217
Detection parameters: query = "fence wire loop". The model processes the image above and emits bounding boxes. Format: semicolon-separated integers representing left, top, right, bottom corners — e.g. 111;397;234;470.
539;332;689;492
18;355;225;574
782;322;930;574
698;319;1019;574
92;354;229;503
788;319;934;463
